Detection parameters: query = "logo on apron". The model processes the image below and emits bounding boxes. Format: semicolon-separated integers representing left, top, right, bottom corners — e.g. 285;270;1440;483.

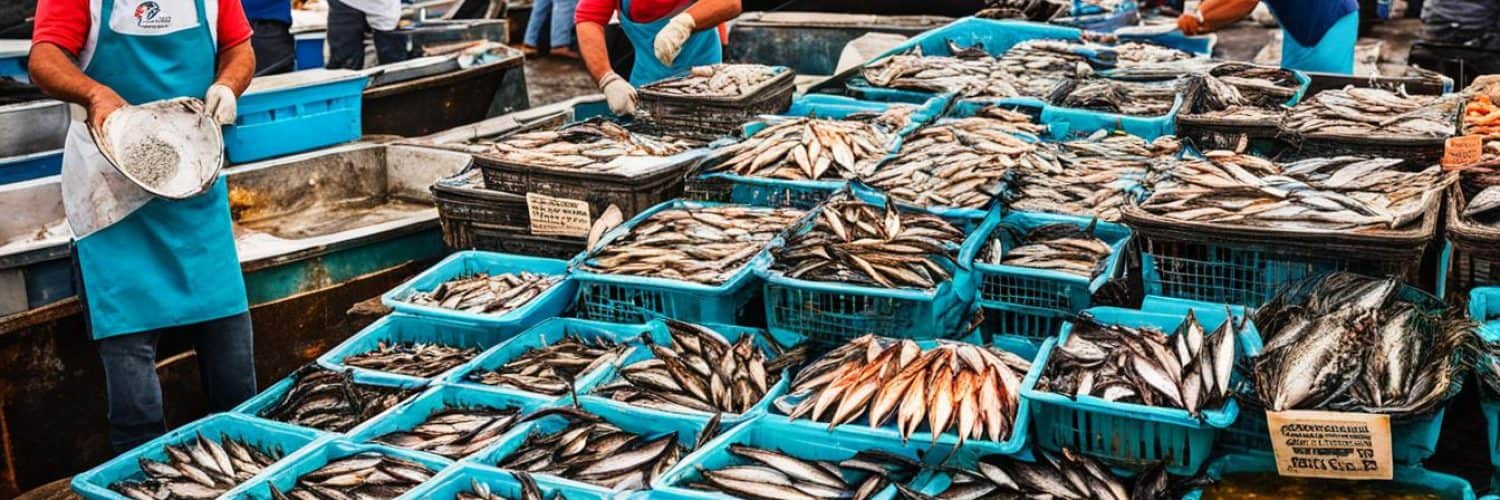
133;1;173;29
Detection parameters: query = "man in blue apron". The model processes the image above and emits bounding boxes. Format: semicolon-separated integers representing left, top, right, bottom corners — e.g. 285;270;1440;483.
1178;0;1360;74
30;0;258;452
574;0;741;115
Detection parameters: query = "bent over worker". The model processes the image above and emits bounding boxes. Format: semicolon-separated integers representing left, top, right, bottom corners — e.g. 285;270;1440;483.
30;0;258;452
1178;0;1359;74
575;0;741;115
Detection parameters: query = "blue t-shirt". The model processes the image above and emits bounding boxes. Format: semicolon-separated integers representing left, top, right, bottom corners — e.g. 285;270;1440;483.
243;0;293;24
1261;0;1360;47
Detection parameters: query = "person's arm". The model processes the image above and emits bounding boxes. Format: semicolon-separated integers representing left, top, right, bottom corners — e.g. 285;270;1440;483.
1177;0;1258;35
681;0;740;32
29;43;125;132
577;21;613;84
214;41;256;96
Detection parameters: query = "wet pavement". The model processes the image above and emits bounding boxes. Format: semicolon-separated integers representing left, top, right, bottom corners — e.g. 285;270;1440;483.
522;53;598;106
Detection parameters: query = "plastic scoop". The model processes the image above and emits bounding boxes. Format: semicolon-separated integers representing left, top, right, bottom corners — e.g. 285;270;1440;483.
91;97;225;199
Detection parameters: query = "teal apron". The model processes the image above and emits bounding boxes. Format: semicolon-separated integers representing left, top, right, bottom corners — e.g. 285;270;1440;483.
616;0;723;86
66;0;248;339
1279;11;1359;75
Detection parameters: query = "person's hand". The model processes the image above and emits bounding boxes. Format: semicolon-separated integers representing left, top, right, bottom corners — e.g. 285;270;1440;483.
1176;12;1202;35
203;84;238;125
654;13;696;66
599;72;638;116
85;85;126;132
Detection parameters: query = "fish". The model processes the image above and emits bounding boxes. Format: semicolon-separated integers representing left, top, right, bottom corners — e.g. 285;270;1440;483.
1251;273;1476;415
768;195;965;290
1004;132;1179;221
682;444;924;499
465;334;632;395
372;407;521;459
1053;77;1178;116
592;320;809;415
259;366;417;432
483;119;697;172
457;474;558;500
860;39;1193;101
866;107;1053;211
775;335;1030;447
495;407;686;490
859;44;1026;99
1464;184;1500;226
909;450;1190;500
109;433;283;500
1136;152;1449;232
980;221;1113;278
642;64;781;97
273;451;435;500
1284;85;1459;139
342;341;481;378
973;0;1068;22
579;205;805;285
406;272;561;315
699;116;900;181
1036;310;1238;417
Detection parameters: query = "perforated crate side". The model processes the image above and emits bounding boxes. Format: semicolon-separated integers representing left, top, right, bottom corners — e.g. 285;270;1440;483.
1138;238;1420;308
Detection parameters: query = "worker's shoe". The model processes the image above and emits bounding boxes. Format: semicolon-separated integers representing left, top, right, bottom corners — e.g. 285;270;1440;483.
551;47;581;59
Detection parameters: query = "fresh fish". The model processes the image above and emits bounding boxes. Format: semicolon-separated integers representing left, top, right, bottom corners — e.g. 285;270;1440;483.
973;0;1068;21
593;320;809;415
456;473;558;500
278;452;434;499
768;195;965;290
372;407;521;459
1053;77;1178;116
1004;132;1179;221
1284;86;1459;139
980;221;1113;278
1463;184;1500;226
911;450;1189;500
685;444;923;499
482;119;696;172
109;433;283;499
259;365;417;432
579;205;805;284
342;341;480;378
465;334;632;395
496;408;686;490
642;64;781;97
406;272;561;316
860;45;1025;99
699;116;901;181
867;107;1053;210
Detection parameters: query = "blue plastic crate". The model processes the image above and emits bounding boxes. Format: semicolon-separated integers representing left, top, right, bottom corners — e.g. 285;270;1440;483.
1485;399;1500;470
1053;0;1140;32
1182;453;1476;500
960;209;1132;343
224;70;367;164
234;366;428;434
381;250;577;330
294;32;326;71
0;150;63;184
402;462;612;500
236;438;452;500
1022;297;1257;475
846;18;1084;104
771;336;1038;457
71;413;326;500
317;313;514;383
1042;85;1184;140
649;415;951;500
572;200;804;324
583;321;804;425
1473;287;1500;469
443;317;654;402
346;385;554;463
463;398;711;494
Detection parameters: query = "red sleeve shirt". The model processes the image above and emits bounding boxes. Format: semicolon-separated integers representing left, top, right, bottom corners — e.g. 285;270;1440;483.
33;0;254;57
575;0;729;44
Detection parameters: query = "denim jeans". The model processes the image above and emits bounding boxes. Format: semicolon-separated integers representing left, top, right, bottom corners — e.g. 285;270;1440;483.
326;0;408;69
523;0;579;49
97;312;257;452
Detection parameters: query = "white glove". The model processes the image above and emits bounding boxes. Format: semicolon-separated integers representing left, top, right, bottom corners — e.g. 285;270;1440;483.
654;13;697;66
203;84;237;126
599;72;638;116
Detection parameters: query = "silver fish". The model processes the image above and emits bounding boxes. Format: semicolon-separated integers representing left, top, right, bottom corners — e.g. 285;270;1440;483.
700;116;901;181
407;272;561;315
109;433;284;500
1004;132;1179;221
1284;85;1459;139
342;341;480;378
643;64;781;97
592;320;809;415
980;221;1113;278
580;205;805;284
373;407;521;459
275;452;435;500
465;334;631;395
496;407;686;490
260;366;417;432
769;195;965;290
484;119;697;172
685;444;923;500
867;108;1052;211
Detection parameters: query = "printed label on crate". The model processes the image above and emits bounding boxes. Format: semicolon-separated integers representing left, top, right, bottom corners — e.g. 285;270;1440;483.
1266;410;1393;480
526;193;591;237
1442;135;1483;170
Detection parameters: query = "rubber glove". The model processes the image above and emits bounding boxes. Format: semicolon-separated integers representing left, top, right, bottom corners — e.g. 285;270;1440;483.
654;13;697;66
599;72;638;116
203;84;237;125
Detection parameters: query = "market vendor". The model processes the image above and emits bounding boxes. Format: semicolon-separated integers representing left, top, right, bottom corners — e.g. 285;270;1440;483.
29;0;258;452
575;0;740;115
325;0;405;69
1177;0;1359;74
245;0;296;74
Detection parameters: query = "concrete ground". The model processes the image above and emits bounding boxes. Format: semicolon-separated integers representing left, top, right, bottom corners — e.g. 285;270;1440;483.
521;52;598;106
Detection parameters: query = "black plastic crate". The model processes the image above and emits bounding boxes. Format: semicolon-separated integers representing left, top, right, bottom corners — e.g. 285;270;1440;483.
439;219;587;259
638;66;796;141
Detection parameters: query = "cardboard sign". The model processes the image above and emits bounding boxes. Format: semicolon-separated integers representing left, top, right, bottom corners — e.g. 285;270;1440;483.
1443;135;1483;170
526;193;592;237
1266;410;1393;480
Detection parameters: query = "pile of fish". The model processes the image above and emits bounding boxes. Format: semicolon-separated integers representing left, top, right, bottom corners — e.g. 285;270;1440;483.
996;39;1095;97
260;366;415;432
1004;132;1179;221
464;335;631;395
579;205;804;284
980;221;1113;278
343;341;481;378
1036;312;1238;416
1181;74;1283;122
913;451;1186;500
974;0;1067;21
1208;63;1300;105
1283;86;1458;138
485;120;696;171
867;109;1054;210
593;320;808;414
494;407;690;489
769;196;965;289
682;444;923;499
1461;164;1500;227
643;64;781;97
777;336;1031;447
860;44;1023;99
699;117;897;181
109;433;282;500
1252;273;1474;415
405;272;560;315
458;475;553;500
1138;151;1446;231
1054;78;1178;116
372;407;521;459
270;452;435;500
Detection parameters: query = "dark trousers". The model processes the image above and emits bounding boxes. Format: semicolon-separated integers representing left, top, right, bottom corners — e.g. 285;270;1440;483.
97;312;257;453
251;20;296;75
326;0;408;70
